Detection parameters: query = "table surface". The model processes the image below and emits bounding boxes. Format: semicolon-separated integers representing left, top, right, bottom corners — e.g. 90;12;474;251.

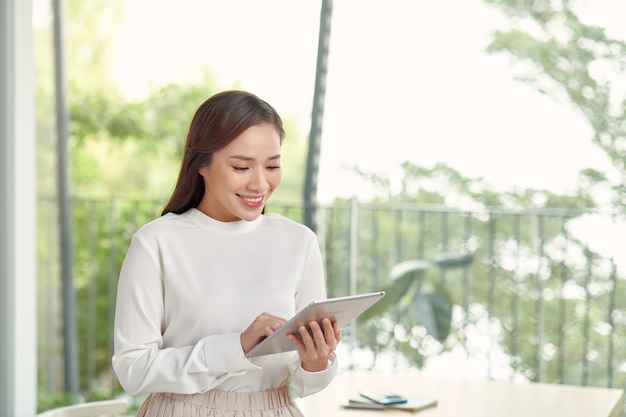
296;370;624;417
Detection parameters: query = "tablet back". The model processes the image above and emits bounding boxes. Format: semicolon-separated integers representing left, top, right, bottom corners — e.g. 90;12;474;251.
245;291;385;358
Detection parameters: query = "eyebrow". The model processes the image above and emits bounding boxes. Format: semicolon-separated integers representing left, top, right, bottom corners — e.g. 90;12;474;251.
229;154;281;162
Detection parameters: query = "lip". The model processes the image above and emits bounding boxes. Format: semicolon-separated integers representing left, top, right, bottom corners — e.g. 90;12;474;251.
237;194;265;209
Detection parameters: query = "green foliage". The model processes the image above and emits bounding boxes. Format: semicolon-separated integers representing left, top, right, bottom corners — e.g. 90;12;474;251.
71;198;164;397
359;261;428;321
70;93;146;142
67;76;309;201
270;116;309;205
65;0;125;95
326;157;624;389
68;79;223;198
355;254;468;361
484;0;626;211
358;259;455;344
394;161;595;210
37;392;77;413
413;290;453;341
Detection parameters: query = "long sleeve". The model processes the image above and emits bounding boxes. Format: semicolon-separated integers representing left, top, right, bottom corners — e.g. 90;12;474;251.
112;233;260;395
112;210;337;396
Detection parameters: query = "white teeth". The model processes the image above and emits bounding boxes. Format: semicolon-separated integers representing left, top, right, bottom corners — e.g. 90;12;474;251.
243;196;263;203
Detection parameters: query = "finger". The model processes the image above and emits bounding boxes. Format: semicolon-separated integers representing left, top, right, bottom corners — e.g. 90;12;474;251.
299;324;315;349
269;321;284;331
263;325;275;337
263;319;285;336
334;322;342;343
316;318;335;347
321;318;335;340
287;333;305;350
309;320;327;345
257;313;287;324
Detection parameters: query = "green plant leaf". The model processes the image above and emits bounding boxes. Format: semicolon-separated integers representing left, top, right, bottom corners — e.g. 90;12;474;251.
358;260;428;321
433;252;473;268
413;289;452;342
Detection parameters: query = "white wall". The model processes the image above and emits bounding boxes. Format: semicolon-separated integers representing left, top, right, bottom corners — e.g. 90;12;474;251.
0;0;37;416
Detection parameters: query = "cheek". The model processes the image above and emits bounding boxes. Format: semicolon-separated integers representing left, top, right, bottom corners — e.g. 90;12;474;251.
270;171;283;189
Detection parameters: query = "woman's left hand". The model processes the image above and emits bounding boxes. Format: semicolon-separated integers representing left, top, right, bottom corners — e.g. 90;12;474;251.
287;317;341;372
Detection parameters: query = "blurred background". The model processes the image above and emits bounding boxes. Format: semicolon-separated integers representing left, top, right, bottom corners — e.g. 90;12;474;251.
28;0;626;413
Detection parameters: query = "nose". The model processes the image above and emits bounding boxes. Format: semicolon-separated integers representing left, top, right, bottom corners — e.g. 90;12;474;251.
247;167;268;193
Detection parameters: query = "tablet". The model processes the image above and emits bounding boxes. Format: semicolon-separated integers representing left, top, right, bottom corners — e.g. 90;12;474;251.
245;291;385;358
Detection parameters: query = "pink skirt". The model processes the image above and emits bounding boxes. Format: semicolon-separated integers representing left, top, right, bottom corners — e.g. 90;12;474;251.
135;386;304;417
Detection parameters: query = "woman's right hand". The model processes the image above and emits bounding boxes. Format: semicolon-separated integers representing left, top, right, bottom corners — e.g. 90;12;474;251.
240;313;287;355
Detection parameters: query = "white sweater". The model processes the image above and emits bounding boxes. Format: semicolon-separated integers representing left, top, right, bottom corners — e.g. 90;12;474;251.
112;208;337;396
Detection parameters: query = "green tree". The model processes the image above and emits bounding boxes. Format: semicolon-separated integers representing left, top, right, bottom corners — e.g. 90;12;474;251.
334;162;622;388
483;0;626;210
340;1;626;375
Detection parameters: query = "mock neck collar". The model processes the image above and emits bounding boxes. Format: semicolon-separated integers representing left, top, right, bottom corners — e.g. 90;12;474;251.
185;208;264;235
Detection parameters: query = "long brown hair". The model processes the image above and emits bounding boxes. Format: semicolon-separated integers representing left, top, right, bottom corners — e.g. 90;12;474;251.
162;90;285;215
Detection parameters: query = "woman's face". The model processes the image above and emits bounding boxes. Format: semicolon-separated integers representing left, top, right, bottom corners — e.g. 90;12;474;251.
197;123;282;222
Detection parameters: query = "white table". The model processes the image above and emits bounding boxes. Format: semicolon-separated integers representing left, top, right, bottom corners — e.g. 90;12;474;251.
296;370;624;417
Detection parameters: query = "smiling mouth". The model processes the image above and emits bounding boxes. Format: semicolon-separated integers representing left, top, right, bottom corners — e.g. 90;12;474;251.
240;195;263;203
237;194;265;208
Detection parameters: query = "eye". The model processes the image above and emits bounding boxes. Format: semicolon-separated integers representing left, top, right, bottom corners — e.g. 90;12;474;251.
232;166;249;172
266;165;281;171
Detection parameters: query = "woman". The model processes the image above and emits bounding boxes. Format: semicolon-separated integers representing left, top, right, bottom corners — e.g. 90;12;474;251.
112;90;340;417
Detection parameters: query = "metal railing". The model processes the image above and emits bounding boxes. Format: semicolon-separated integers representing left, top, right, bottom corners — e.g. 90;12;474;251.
36;197;626;410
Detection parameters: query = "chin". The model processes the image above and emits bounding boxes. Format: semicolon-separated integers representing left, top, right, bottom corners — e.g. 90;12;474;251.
238;210;263;222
